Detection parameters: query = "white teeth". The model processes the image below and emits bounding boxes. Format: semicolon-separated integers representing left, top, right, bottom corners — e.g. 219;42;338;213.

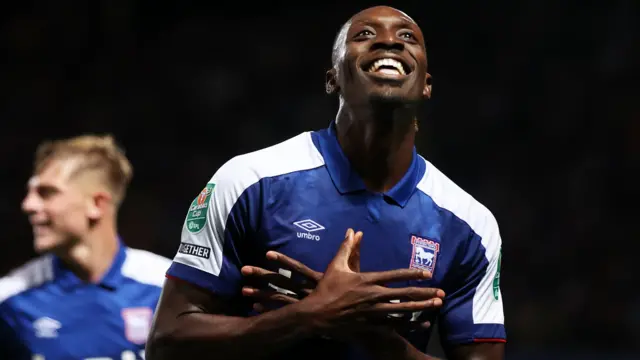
367;58;406;75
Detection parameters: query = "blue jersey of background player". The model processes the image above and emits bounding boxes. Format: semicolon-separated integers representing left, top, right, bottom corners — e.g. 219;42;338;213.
0;135;171;360
148;6;505;360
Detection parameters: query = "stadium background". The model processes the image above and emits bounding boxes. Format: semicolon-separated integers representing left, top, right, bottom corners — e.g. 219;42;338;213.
0;1;637;359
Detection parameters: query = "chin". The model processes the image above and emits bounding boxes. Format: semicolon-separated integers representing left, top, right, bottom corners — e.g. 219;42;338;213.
367;88;419;107
369;92;405;104
33;235;66;254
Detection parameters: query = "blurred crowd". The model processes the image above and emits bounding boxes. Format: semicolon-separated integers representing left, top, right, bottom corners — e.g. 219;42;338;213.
1;1;638;357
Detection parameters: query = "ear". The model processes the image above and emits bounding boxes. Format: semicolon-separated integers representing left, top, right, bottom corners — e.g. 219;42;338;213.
325;68;339;94
423;72;433;99
87;191;112;221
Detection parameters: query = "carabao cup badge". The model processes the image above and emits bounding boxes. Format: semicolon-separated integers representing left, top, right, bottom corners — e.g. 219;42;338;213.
186;183;215;234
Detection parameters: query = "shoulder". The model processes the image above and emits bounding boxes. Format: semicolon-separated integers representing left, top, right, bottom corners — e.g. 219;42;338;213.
0;255;55;305
416;157;500;246
121;248;172;288
211;131;325;195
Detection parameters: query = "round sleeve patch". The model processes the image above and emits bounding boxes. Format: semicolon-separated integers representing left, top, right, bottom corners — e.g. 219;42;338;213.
186;183;216;233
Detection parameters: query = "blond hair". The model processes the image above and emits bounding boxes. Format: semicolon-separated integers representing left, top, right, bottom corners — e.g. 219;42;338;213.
34;134;133;206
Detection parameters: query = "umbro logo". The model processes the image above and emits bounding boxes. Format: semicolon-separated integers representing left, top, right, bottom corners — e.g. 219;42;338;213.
33;317;61;338
293;219;324;241
293;219;325;232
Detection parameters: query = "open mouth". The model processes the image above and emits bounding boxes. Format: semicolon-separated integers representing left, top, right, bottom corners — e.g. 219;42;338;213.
31;220;51;231
363;57;411;77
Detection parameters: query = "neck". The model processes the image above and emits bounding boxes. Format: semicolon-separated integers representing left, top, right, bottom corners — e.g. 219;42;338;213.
57;226;120;283
335;100;417;193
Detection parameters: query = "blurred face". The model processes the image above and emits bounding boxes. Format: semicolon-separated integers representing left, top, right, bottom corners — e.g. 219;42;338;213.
329;6;432;105
21;159;93;253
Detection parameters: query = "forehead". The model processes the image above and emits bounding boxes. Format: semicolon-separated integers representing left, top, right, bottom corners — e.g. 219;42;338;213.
28;158;78;189
350;7;420;32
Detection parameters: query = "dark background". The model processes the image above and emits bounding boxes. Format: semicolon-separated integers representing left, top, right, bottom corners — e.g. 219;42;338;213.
1;1;638;358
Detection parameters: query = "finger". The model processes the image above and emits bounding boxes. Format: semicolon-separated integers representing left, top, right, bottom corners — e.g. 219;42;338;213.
376;287;446;302
348;231;363;273
328;228;356;268
366;298;444;314
241;265;275;277
266;251;323;282
364;268;432;284
241;266;302;292
241;287;299;304
253;302;267;313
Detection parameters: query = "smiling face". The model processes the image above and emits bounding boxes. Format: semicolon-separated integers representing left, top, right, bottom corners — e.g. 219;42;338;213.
20;135;133;254
22;158;95;253
327;6;432;106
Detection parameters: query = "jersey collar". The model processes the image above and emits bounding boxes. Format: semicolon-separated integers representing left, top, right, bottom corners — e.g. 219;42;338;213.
311;121;426;207
53;237;127;291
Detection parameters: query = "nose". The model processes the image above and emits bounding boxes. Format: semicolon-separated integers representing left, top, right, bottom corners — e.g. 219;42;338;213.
21;191;40;215
371;29;404;52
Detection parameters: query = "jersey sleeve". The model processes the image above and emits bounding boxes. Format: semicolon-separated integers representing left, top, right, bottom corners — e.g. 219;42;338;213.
0;306;29;358
438;211;506;346
166;160;261;297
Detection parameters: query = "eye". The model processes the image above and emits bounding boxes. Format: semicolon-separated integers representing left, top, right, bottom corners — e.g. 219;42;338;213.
400;32;415;40
355;30;374;37
37;186;58;199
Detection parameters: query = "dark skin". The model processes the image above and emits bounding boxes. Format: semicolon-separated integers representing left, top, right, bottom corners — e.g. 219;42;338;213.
328;6;431;193
146;5;504;360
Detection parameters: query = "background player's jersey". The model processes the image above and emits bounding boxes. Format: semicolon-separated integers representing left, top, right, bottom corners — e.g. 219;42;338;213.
167;123;506;359
0;242;171;360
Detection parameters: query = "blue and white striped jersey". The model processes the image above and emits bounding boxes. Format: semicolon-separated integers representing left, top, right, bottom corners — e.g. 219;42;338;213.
167;122;506;359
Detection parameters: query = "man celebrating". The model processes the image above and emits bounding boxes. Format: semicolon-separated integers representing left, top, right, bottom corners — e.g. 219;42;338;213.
0;135;171;359
148;6;505;360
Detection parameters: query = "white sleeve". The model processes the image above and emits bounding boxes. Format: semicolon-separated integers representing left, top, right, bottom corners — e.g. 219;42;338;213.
166;161;260;296
438;211;506;345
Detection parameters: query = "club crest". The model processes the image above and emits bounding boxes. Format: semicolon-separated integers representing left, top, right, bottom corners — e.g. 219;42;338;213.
409;235;440;274
122;307;153;345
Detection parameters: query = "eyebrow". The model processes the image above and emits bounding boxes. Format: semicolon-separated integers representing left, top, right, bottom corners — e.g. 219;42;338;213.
353;17;417;29
26;182;59;193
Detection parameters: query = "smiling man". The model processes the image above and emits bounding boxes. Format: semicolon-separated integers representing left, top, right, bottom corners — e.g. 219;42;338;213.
0;135;171;360
147;6;505;360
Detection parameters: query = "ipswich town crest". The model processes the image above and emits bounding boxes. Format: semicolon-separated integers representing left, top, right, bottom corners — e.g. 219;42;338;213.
409;235;440;274
122;307;153;345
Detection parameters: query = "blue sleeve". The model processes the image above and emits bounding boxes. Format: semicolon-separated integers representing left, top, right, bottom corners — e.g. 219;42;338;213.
0;305;30;359
167;164;261;297
438;214;506;346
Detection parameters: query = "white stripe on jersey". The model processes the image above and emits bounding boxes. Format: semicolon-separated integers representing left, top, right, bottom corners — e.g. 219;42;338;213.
0;255;54;304
121;248;172;287
174;132;325;277
416;157;504;325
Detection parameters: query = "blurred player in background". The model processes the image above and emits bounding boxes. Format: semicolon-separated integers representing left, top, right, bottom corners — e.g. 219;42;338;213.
147;5;504;360
0;135;171;360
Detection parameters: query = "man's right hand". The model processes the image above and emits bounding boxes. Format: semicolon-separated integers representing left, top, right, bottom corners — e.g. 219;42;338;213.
289;228;444;334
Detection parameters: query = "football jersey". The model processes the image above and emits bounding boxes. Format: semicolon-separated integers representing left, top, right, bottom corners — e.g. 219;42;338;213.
0;241;171;360
167;122;506;359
